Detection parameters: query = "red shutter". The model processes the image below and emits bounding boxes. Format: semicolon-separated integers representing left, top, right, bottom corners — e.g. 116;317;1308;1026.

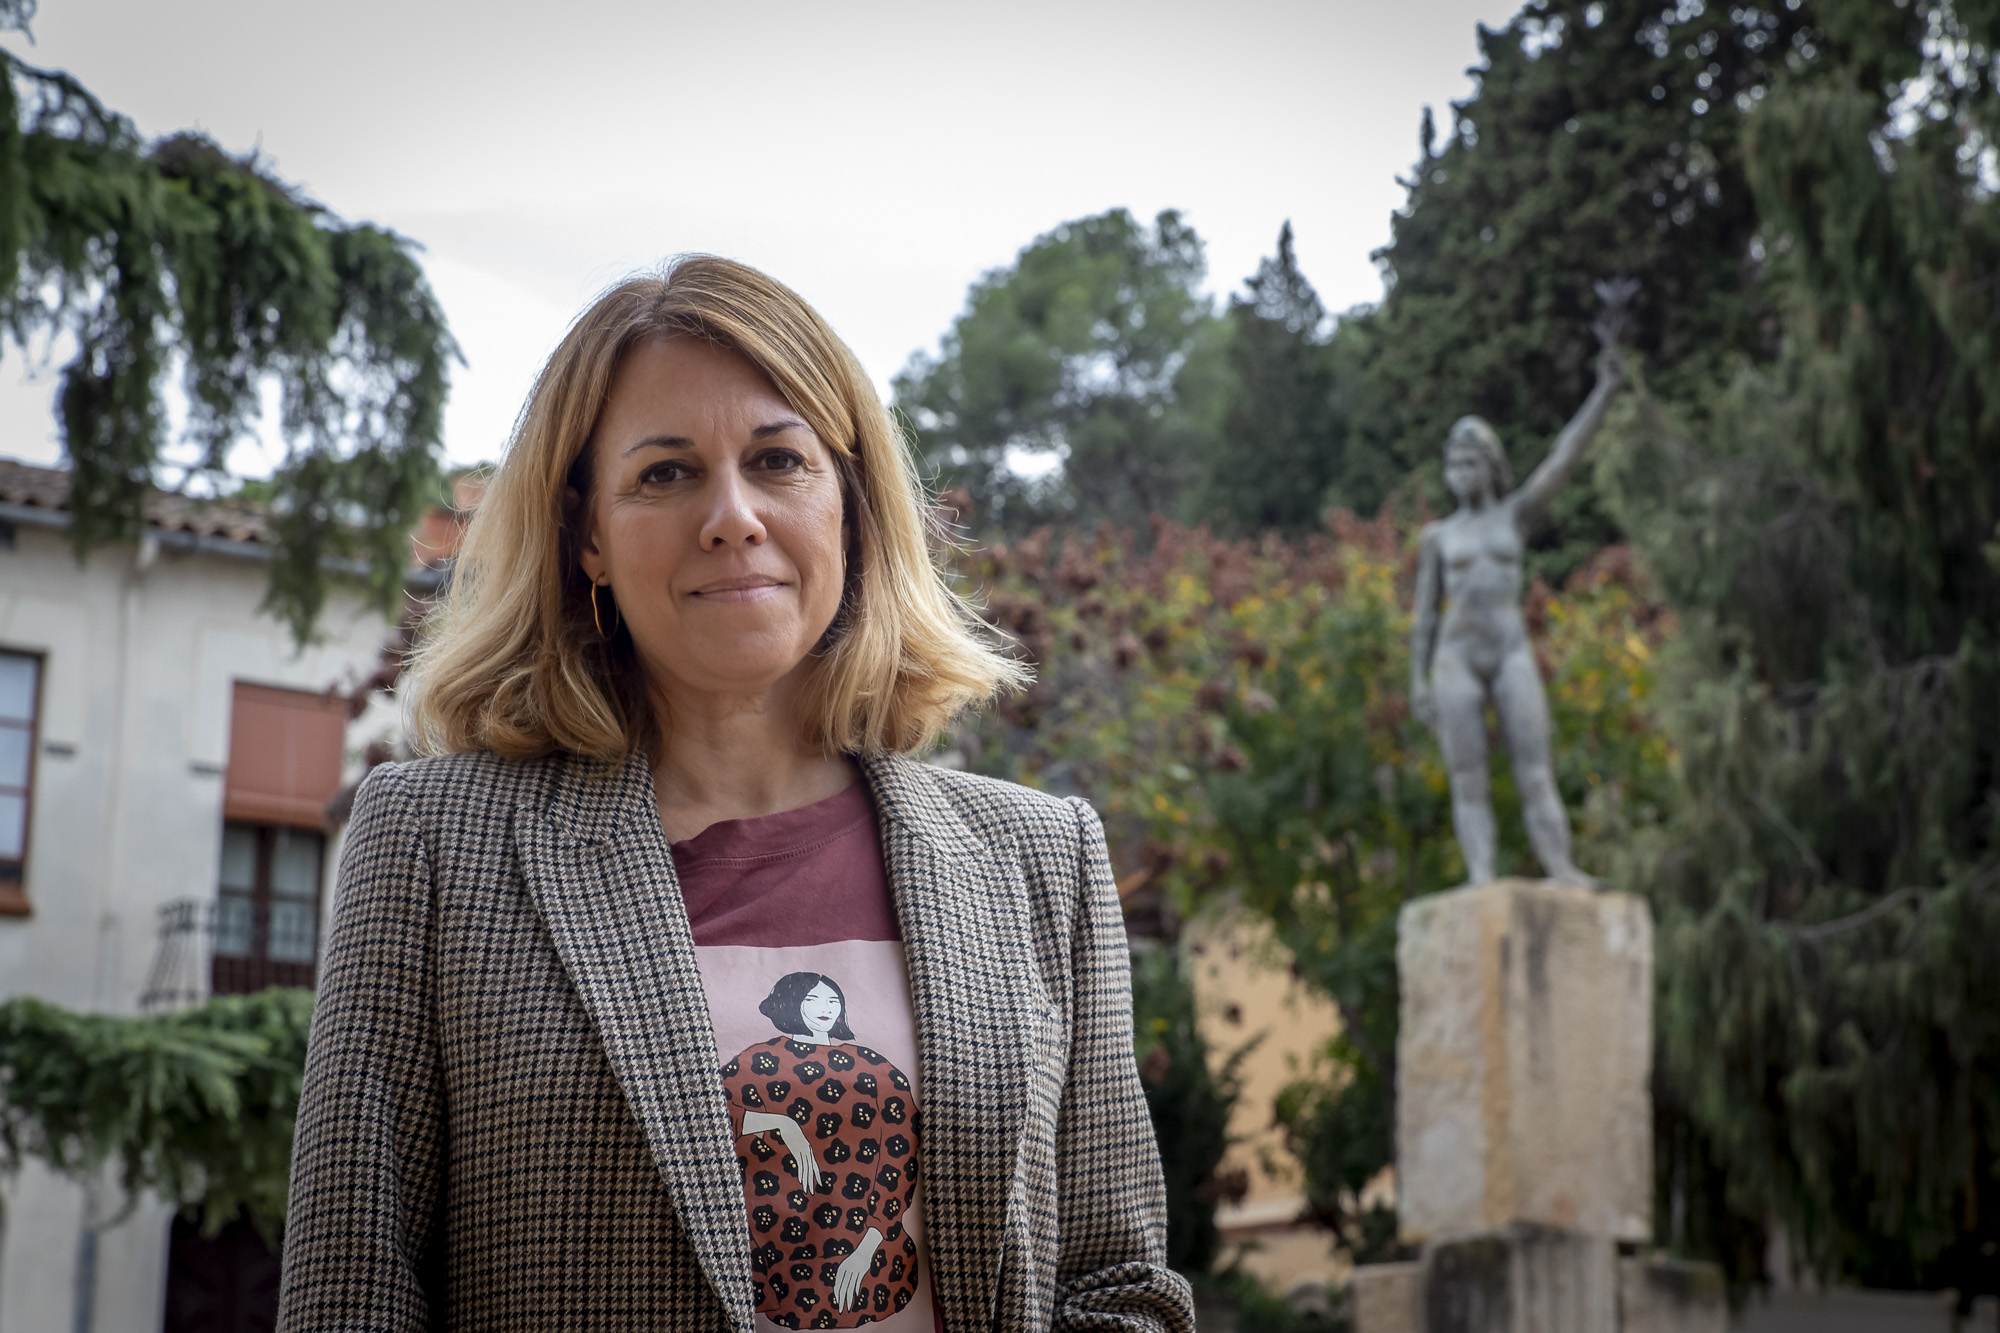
224;684;347;828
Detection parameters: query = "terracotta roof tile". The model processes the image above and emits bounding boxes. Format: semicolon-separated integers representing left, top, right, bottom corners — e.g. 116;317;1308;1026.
0;458;70;513
0;458;273;543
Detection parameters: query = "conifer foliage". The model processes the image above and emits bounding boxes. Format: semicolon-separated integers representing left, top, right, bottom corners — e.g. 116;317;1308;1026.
895;209;1230;531
1199;222;1350;536
0;990;313;1237
0;6;455;639
1354;0;1820;579
1597;0;2000;1292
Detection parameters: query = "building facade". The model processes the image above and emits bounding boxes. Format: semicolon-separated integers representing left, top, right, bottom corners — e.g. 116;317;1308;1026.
0;459;405;1333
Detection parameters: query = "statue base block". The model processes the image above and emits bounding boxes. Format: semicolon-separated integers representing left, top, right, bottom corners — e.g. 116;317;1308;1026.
1396;879;1653;1244
1425;1225;1617;1333
1347;1234;1726;1333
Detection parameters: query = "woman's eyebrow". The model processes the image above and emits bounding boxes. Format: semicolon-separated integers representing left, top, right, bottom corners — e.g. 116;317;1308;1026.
623;434;694;456
622;419;804;456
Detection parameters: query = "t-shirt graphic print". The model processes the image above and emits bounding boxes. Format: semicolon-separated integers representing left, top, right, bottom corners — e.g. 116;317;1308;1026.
722;975;921;1324
673;781;939;1333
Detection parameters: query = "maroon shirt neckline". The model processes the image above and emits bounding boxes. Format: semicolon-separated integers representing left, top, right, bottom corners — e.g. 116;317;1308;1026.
671;780;900;947
669;780;874;867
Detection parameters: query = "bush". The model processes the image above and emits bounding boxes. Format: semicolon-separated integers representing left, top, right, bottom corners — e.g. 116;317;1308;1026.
0;989;312;1236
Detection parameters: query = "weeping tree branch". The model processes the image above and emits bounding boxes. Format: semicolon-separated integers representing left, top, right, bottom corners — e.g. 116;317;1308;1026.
1777;886;1925;942
1;45;458;641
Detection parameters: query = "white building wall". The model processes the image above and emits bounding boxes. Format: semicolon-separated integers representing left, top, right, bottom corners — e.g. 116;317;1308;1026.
0;515;397;1333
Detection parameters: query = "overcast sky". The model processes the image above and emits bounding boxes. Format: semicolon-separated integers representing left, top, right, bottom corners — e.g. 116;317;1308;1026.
0;0;1519;474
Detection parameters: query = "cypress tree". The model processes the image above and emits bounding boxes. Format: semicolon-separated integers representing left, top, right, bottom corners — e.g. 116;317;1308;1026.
1598;0;2000;1294
1350;0;1819;577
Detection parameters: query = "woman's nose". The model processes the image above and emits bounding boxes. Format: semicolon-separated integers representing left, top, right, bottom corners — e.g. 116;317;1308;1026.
698;470;766;550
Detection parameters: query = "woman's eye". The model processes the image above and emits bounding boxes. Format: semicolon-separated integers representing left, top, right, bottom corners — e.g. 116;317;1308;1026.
755;449;805;473
640;461;691;485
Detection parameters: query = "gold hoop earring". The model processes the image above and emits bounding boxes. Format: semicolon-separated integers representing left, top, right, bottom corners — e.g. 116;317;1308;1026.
590;582;619;640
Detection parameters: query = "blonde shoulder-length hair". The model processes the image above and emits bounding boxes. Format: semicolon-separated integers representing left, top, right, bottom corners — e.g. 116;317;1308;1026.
407;256;1026;761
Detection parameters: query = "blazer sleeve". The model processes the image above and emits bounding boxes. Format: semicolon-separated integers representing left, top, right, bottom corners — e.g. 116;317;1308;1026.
278;764;445;1333
1051;797;1196;1333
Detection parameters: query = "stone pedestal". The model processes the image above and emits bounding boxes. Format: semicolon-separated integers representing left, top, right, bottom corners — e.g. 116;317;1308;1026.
1347;1244;1729;1333
1396;879;1653;1245
1347;1262;1421;1333
1347;1231;1727;1333
1422;1225;1617;1333
1349;880;1723;1333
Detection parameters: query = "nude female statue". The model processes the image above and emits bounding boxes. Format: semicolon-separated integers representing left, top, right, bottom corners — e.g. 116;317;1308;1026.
1410;286;1632;886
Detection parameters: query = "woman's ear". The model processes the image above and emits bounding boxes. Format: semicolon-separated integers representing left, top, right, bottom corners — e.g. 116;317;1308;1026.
569;483;608;584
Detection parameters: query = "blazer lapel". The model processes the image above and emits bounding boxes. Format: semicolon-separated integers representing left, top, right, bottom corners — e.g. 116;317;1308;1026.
516;751;755;1333
862;752;1038;1333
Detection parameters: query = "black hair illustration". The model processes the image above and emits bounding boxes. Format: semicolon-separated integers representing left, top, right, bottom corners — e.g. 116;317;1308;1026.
759;971;855;1040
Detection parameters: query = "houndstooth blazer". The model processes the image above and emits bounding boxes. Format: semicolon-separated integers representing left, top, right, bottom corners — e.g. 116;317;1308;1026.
276;747;1194;1333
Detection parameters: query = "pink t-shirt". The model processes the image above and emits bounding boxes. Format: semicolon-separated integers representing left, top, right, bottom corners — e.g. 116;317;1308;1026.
675;783;940;1333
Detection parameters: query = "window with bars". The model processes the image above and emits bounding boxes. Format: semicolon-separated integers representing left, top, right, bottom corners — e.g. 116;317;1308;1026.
0;650;41;914
211;822;325;993
212;681;346;994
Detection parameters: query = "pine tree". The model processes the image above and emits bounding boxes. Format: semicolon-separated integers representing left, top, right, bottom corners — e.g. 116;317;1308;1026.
1;14;456;640
893;209;1229;531
1198;223;1349;535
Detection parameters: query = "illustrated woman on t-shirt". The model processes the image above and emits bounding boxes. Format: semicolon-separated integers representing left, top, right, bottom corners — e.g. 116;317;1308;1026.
722;972;924;1328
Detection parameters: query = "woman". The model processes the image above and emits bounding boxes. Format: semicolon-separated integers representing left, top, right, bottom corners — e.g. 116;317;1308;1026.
276;257;1191;1333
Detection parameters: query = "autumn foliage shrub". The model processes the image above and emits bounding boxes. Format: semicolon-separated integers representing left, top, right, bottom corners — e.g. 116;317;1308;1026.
946;512;1676;1257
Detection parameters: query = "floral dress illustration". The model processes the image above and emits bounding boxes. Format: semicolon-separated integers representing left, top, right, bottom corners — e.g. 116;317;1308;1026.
721;972;922;1328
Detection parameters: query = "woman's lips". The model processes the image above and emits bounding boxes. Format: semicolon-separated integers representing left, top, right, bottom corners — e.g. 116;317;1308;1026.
690;576;785;603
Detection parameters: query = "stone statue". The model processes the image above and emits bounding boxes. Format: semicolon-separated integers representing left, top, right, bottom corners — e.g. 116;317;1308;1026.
1410;281;1636;887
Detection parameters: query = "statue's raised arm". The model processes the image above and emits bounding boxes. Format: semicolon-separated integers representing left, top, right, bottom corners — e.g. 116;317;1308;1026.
1510;278;1638;528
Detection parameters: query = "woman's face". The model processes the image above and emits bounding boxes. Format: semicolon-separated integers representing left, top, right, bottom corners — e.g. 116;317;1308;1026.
800;982;843;1037
579;336;847;712
1444;443;1492;508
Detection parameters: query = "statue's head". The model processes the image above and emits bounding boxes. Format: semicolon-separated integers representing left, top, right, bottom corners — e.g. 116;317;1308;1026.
1443;416;1513;505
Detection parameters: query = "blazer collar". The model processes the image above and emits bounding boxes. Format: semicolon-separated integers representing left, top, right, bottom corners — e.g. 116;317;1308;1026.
856;750;987;860
516;751;756;1333
860;752;1039;1331
525;749;1036;1333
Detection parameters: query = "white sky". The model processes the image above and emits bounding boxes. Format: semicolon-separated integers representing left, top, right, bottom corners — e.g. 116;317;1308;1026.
0;0;1519;474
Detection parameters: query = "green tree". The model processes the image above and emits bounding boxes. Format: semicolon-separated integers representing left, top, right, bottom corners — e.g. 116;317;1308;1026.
1129;946;1243;1276
1346;0;1829;579
1598;1;2000;1296
1;10;456;639
894;209;1230;530
1198;222;1353;536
